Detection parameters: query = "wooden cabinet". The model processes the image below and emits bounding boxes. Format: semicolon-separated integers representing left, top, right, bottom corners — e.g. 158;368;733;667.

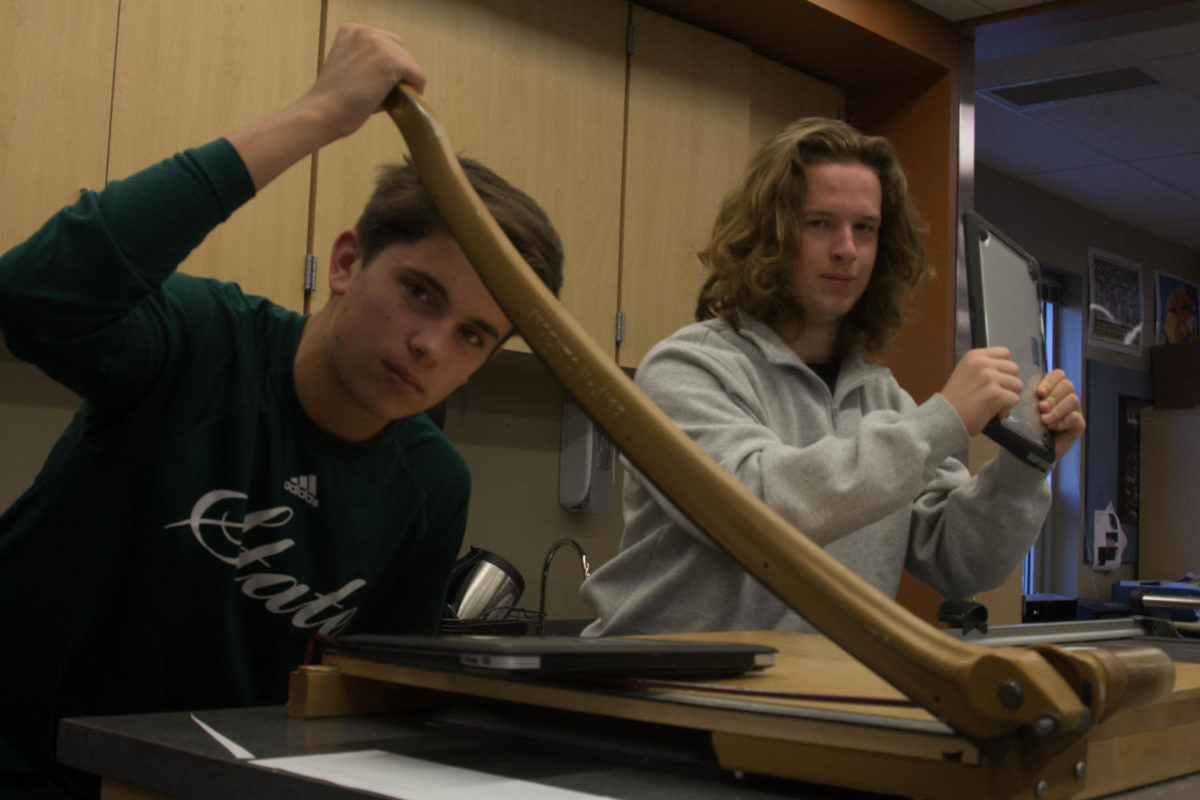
618;7;842;367
1;0;318;310
618;7;751;367
0;0;118;253
1139;409;1200;580
748;54;845;154
312;0;842;365
313;0;628;357
0;0;115;506
3;0;843;359
107;0;322;310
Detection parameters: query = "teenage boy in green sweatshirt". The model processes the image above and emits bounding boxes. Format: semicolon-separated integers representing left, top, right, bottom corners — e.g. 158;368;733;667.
0;24;563;799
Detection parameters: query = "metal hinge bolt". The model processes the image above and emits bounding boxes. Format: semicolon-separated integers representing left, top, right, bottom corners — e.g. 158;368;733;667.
1032;714;1058;737
996;680;1023;710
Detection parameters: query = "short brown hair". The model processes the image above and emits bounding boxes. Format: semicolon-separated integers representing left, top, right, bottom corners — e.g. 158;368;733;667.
695;117;930;356
355;157;564;297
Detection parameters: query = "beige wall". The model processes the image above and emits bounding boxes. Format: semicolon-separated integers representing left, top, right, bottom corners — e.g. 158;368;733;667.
441;352;625;624
976;163;1200;602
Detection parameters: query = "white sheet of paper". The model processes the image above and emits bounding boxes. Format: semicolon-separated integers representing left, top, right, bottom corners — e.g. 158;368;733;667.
252;749;615;800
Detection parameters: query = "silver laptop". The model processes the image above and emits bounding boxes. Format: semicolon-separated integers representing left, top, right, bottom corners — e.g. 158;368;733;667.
963;210;1057;470
326;634;776;678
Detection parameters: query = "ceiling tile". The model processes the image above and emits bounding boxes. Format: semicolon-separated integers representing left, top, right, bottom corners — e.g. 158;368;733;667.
974;42;1129;89
1024;163;1200;226
919;0;1199;254
1027;85;1200;160
1109;20;1200;60
1133;154;1200;200
1142;51;1200;98
975;95;1110;175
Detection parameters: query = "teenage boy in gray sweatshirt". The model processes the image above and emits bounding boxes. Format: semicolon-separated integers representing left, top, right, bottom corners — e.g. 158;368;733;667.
582;117;1083;636
0;24;562;799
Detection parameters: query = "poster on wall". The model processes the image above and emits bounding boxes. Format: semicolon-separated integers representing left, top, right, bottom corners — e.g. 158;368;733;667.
1083;360;1151;566
1088;247;1143;355
1116;394;1151;525
1155;271;1199;344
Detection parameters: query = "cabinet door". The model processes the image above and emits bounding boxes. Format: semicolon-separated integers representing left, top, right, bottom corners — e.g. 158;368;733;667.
0;0;118;253
749;54;844;153
107;0;322;310
1139;409;1200;580
619;8;846;369
618;7;751;368
314;0;627;357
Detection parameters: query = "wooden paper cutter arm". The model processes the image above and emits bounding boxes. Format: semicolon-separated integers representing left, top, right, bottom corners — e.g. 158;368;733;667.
379;85;1173;755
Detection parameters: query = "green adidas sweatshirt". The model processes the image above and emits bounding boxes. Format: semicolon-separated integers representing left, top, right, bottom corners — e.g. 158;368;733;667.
0;140;469;798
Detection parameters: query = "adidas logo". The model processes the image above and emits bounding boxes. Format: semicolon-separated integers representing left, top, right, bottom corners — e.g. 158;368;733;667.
284;474;320;508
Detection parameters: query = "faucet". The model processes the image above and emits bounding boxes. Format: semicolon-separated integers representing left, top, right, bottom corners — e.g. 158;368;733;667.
538;538;590;635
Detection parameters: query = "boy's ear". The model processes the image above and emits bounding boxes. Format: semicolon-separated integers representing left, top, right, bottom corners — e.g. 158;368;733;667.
328;231;361;296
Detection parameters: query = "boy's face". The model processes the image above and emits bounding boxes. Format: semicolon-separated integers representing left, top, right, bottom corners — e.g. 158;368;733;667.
787;160;882;334
325;230;510;428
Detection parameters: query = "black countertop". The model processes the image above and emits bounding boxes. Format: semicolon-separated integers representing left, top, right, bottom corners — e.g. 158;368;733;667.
59;704;898;799
59;703;1200;800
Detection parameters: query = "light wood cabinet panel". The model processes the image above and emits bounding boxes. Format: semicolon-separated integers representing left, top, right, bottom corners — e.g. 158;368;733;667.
0;0;118;252
748;54;844;153
1139;409;1200;580
618;7;752;368
314;0;627;357
107;0;322;310
619;9;845;369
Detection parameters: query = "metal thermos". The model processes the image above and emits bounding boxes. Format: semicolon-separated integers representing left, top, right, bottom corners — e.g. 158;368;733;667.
443;547;525;621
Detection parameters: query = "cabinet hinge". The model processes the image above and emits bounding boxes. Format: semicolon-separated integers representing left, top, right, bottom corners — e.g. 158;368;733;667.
626;24;636;56
615;311;626;344
304;254;317;293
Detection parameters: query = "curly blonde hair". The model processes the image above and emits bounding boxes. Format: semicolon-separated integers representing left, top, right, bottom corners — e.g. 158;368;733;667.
695;117;930;356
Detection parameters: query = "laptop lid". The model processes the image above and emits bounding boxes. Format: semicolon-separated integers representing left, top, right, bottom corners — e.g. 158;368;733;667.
963;210;1057;471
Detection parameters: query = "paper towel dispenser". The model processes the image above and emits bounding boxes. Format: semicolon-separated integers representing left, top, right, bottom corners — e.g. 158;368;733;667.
558;400;614;513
